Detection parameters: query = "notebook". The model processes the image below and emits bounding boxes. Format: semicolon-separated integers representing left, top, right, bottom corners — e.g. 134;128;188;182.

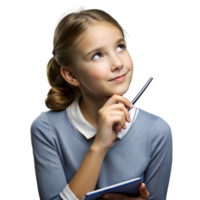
82;177;142;200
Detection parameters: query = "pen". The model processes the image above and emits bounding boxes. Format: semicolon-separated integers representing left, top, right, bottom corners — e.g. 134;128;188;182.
126;75;155;111
108;77;153;110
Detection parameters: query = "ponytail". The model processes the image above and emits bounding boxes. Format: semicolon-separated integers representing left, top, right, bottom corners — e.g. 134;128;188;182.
45;57;81;111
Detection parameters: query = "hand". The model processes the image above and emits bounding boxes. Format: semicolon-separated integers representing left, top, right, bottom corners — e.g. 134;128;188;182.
98;183;149;200
93;94;133;151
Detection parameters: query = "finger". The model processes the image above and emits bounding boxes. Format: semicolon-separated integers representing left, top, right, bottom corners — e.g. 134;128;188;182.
117;102;132;123
139;183;149;199
106;94;134;110
102;193;130;200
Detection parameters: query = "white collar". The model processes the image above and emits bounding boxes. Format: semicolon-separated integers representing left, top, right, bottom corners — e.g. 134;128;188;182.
67;94;138;140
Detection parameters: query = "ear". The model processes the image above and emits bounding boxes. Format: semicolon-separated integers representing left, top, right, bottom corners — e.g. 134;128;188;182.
61;66;80;87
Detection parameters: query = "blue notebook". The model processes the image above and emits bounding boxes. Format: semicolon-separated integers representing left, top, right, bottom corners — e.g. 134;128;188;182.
82;177;142;200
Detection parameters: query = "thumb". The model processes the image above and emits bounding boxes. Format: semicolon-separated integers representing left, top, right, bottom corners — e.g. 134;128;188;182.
139;183;149;199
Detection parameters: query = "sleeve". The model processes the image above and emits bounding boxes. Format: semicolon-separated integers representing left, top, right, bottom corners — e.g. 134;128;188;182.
60;184;80;200
144;117;173;200
30;113;79;200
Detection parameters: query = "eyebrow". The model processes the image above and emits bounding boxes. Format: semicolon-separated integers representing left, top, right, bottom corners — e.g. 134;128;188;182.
84;38;125;58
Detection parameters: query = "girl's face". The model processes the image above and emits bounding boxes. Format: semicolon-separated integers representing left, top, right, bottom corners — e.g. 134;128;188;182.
73;22;133;98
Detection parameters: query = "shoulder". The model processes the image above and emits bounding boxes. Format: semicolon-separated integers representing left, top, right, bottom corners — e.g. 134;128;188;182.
30;109;70;141
30;111;62;150
30;112;50;134
30;112;53;146
152;114;172;143
138;108;172;158
137;107;172;143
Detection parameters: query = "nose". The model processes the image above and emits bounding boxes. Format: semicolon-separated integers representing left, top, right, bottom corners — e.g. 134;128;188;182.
110;53;124;71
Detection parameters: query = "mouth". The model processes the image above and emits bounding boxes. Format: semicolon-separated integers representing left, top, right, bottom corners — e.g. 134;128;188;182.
109;73;127;81
109;73;127;82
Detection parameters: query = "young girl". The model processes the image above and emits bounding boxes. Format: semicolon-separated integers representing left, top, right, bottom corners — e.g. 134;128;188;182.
31;8;172;200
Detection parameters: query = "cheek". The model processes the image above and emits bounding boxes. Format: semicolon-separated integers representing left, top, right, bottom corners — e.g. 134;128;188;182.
131;59;135;74
124;53;133;70
87;67;108;80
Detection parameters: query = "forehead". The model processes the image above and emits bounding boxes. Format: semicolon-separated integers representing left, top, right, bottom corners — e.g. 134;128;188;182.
84;22;122;39
75;23;123;55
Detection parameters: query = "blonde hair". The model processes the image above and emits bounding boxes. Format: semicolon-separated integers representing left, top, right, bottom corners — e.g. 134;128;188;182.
45;8;127;111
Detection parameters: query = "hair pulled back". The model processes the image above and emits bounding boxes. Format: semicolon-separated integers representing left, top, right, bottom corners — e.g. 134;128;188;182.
45;8;127;111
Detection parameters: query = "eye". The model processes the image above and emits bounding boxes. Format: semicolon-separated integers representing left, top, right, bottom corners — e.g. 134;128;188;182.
91;43;126;60
92;52;104;60
117;44;126;51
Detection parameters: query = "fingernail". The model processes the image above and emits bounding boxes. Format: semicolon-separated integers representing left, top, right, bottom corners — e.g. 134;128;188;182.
130;103;133;107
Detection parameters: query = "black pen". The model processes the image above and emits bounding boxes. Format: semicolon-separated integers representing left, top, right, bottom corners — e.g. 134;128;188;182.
126;75;155;111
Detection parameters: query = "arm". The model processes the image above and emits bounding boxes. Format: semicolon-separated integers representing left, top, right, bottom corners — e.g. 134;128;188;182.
67;144;107;200
31;113;67;200
31;113;107;200
144;117;173;200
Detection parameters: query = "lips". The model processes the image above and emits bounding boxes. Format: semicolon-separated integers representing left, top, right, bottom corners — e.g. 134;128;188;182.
109;73;126;81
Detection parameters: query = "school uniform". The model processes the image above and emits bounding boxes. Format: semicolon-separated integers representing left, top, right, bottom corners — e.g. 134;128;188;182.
30;93;172;200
